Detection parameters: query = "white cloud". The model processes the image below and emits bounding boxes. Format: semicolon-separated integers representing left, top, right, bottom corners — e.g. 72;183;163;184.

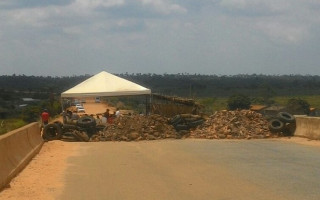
140;0;187;14
219;0;290;14
71;0;125;11
1;0;320;76
217;0;320;44
256;21;308;44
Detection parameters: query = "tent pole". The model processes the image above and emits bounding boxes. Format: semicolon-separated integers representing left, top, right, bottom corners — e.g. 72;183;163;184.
145;95;147;115
61;97;64;112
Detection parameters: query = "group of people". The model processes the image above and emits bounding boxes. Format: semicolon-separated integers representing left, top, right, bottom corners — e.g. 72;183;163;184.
41;107;121;127
97;108;120;124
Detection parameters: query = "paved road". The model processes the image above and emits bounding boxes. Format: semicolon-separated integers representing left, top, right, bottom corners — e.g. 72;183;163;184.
59;139;320;200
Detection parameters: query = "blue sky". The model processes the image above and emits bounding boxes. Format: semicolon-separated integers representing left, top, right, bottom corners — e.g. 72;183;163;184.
0;0;320;76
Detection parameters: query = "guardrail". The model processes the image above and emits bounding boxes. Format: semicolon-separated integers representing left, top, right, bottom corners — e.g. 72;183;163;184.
0;122;43;191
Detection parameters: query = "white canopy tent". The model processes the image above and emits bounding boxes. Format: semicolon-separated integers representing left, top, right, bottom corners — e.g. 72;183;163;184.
61;71;151;98
61;71;151;114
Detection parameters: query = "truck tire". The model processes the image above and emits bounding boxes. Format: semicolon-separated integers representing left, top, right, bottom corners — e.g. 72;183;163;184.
188;119;205;128
268;119;284;133
62;124;77;132
53;121;63;129
175;124;189;131
277;112;295;123
73;130;90;142
282;123;296;136
170;115;182;125
77;116;96;128
60;132;78;142
43;123;62;141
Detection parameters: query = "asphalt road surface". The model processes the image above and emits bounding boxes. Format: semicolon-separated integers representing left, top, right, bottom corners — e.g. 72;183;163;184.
58;139;320;200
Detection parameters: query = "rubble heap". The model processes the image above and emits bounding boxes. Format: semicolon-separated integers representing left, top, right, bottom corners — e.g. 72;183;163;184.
90;114;180;142
58;110;283;142
190;110;275;139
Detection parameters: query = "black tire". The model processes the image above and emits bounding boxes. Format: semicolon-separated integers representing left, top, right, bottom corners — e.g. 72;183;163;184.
170;115;181;125
43;123;62;141
282;123;296;136
175;124;189;131
53;121;63;129
73;130;90;142
62;124;77;133
96;124;107;131
77;116;96;128
277;112;295;123
268;119;284;133
170;115;183;126
60;132;78;142
188;119;205;128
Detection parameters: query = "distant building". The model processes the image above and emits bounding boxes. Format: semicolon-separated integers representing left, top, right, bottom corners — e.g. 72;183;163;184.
17;98;40;109
22;98;40;102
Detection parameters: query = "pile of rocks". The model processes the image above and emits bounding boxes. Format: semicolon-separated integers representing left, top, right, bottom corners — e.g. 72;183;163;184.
61;110;283;142
90;114;180;142
190;110;276;139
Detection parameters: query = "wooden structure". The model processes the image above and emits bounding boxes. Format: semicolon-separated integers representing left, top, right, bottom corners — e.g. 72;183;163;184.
151;93;202;117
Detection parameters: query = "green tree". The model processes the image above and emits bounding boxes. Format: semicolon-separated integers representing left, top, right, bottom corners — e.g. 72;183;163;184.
227;94;251;110
21;106;41;123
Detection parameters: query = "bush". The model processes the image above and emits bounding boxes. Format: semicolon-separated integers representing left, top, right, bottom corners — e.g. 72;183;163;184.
286;98;310;115
21;106;41;123
227;94;251;110
0;119;27;135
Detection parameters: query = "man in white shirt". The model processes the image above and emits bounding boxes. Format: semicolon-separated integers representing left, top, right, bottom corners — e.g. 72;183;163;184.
115;108;120;117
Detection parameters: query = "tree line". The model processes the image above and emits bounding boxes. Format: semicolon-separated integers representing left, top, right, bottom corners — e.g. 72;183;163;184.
1;73;320;98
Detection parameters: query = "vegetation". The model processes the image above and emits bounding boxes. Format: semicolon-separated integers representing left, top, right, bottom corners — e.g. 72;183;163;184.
104;96;147;114
0;119;27;135
286;98;310;115
1;73;320;99
121;73;320;98
227;94;251;110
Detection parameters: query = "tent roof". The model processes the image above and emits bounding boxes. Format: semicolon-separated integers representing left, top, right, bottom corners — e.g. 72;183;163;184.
61;71;151;98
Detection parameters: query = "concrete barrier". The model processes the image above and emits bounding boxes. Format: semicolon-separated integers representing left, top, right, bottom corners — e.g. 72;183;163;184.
0;122;43;190
294;116;320;140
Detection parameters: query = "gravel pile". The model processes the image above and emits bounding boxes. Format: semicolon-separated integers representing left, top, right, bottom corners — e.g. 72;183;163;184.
62;110;282;142
90;114;180;142
189;110;276;139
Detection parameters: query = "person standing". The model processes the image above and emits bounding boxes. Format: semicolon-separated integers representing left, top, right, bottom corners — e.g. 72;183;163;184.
41;109;50;126
115;108;120;118
101;109;109;124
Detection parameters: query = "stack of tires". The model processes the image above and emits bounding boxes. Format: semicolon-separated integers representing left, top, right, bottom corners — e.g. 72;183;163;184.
268;112;296;136
42;121;63;141
169;114;205;132
42;116;105;142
